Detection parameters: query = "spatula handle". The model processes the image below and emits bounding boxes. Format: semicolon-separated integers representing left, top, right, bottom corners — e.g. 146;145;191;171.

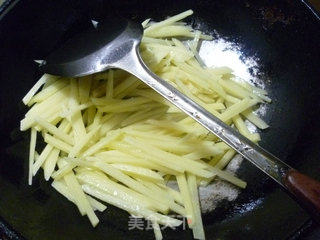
119;45;320;223
283;169;320;222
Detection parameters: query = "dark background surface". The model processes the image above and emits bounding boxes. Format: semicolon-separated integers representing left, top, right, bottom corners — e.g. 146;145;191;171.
0;0;320;239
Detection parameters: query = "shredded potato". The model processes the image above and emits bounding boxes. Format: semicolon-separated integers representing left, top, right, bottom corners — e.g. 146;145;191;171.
21;10;270;239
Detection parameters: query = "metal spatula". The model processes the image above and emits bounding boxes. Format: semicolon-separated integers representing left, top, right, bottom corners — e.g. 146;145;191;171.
40;18;320;222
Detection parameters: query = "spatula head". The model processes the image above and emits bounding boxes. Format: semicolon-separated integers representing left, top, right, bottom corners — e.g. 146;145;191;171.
40;17;143;77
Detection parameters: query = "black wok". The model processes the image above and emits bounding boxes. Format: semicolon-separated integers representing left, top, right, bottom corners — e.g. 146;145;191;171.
0;0;320;239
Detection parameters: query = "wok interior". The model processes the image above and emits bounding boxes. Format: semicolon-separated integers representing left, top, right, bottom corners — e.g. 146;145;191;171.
0;0;319;239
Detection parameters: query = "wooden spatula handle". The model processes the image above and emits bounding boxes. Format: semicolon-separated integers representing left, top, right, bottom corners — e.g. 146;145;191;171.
283;169;320;222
